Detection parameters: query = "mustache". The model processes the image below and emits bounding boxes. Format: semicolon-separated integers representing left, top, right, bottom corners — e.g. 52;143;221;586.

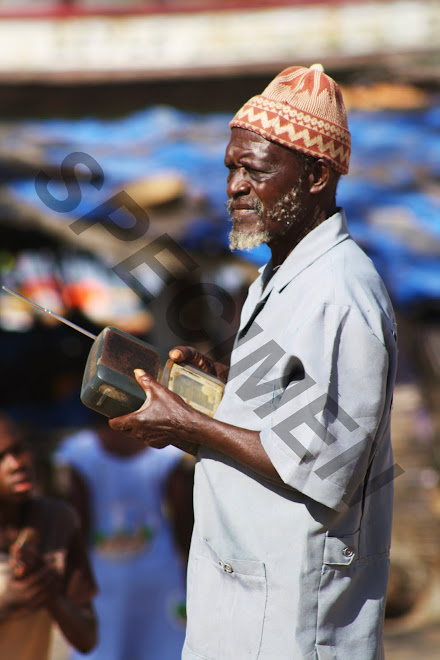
226;198;264;217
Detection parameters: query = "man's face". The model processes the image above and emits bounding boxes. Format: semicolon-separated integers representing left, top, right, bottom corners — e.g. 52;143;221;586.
0;420;33;502
224;128;309;250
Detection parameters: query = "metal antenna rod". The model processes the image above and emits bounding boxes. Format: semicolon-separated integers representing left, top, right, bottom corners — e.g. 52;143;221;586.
2;286;97;341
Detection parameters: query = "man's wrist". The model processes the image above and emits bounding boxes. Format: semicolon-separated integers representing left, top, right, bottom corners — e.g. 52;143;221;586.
172;439;199;456
173;403;213;454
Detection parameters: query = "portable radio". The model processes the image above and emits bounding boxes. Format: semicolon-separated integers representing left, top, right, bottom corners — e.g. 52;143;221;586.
2;287;224;419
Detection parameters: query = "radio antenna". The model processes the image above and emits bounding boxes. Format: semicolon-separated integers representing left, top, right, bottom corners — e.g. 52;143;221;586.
2;286;97;340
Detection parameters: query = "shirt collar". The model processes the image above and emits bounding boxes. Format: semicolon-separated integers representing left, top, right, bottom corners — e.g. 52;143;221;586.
258;209;350;294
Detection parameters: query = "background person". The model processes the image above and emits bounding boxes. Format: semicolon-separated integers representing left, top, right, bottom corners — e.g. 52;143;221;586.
55;419;191;660
0;412;97;660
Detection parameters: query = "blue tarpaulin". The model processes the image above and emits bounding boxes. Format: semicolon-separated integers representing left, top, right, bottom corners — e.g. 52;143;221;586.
4;104;440;308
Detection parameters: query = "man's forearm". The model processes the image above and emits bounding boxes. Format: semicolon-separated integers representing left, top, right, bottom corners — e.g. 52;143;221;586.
177;409;285;487
47;597;96;654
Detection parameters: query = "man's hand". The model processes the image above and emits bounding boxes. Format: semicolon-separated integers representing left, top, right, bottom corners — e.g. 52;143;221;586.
109;370;285;487
169;346;229;383
109;369;202;452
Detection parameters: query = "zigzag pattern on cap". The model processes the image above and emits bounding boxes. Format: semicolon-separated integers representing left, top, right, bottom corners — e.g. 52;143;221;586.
232;103;350;174
250;97;351;142
230;65;351;175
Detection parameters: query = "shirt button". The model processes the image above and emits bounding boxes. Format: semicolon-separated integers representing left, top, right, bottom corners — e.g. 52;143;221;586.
342;546;354;558
223;563;233;573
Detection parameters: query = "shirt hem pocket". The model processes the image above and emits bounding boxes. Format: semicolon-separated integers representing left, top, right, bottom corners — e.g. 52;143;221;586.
185;537;267;660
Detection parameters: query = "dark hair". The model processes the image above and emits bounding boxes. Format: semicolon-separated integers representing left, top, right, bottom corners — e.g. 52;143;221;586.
296;150;340;178
294;150;318;173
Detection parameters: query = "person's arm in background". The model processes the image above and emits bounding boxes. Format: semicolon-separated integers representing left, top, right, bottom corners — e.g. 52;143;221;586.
46;583;97;654
50;469;97;653
165;456;195;562
0;506;97;654
55;464;91;541
46;507;97;654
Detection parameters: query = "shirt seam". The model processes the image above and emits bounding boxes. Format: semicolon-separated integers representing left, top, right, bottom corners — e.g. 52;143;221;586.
292;301;390;350
260;429;348;512
275;235;350;293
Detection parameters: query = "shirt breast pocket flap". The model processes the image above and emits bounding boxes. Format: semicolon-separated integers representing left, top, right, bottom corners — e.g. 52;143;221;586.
198;536;266;577
323;530;359;567
186;538;267;659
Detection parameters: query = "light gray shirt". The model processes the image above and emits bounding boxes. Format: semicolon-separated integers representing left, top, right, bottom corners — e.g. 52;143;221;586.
182;210;397;660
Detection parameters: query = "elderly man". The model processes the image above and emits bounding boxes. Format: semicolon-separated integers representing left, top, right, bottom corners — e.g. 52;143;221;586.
110;65;397;659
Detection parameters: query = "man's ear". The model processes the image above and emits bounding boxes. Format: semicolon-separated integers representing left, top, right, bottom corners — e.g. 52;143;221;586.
309;158;331;194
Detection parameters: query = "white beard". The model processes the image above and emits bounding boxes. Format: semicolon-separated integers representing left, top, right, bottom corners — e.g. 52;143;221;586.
228;228;271;251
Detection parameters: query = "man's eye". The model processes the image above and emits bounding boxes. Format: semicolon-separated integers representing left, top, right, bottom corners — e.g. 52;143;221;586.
248;168;266;179
225;164;265;180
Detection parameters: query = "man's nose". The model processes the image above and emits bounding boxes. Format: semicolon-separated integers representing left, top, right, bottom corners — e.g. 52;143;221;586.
227;168;251;197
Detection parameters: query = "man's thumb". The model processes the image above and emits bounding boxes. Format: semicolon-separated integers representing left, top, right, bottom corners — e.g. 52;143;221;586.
134;368;153;389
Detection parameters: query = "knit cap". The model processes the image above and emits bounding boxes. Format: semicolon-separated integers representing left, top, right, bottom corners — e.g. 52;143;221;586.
230;64;351;175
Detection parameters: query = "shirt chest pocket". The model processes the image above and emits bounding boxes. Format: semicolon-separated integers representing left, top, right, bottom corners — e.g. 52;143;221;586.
185;538;267;660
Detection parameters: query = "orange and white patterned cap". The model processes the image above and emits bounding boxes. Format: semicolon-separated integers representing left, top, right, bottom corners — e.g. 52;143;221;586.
230;64;351;175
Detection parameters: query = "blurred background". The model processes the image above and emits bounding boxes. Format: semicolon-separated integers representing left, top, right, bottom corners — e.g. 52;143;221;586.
0;1;439;658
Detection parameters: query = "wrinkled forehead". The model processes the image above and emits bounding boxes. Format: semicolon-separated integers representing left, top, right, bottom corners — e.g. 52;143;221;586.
225;127;300;167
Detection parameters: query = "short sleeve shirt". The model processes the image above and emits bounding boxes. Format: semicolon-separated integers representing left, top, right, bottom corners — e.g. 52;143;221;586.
183;210;397;660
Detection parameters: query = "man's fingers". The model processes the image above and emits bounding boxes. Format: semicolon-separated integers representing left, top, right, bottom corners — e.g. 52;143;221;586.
169;345;205;365
169;346;189;362
169;346;213;372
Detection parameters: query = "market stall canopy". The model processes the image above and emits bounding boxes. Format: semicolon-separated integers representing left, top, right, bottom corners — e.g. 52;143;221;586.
1;95;439;322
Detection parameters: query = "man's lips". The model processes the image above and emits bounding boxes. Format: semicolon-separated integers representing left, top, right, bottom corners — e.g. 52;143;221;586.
231;206;261;221
231;204;257;211
231;208;264;233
